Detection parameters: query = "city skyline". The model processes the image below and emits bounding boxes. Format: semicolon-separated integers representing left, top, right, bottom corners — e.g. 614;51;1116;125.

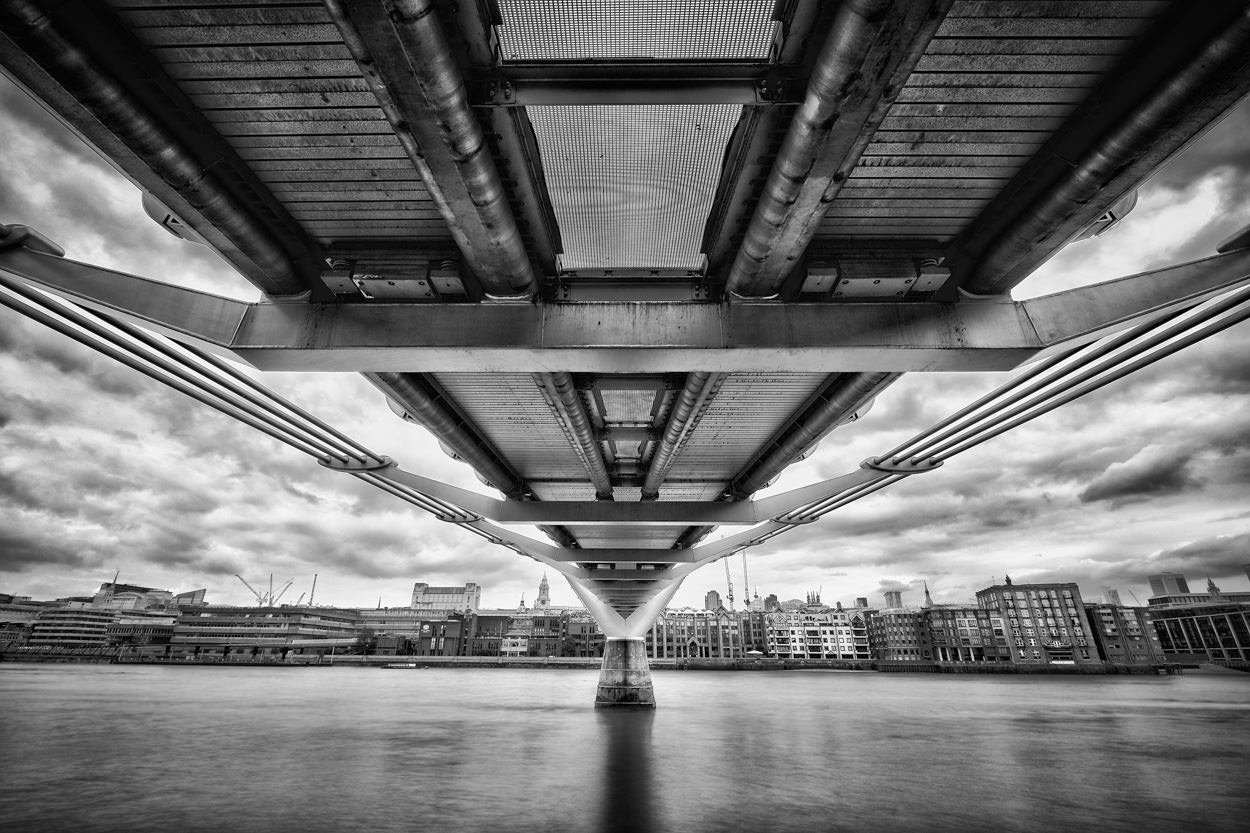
2;72;1250;611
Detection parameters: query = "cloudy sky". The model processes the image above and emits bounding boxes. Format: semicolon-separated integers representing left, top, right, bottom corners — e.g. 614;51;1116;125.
2;71;1249;612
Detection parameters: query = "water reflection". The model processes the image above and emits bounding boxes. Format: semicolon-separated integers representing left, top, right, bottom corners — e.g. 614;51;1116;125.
1;667;1248;832
598;710;656;833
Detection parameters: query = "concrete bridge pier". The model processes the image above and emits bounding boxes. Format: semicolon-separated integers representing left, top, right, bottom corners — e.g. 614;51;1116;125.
569;577;687;708
595;638;655;708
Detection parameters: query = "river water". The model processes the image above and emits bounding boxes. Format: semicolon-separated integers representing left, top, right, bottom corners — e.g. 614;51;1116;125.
1;665;1247;833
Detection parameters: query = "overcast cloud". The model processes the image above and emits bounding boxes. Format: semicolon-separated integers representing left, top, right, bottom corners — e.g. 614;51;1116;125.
2;73;1248;611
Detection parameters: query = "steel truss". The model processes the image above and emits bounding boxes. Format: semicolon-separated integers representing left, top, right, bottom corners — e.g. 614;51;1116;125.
4;223;1250;629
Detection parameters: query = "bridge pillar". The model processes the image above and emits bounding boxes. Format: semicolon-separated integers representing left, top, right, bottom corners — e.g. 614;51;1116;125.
595;638;655;708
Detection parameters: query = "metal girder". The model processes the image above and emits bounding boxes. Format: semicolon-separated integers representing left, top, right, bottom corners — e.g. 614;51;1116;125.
8;241;1250;374
366;371;524;498
363;457;907;526
324;0;536;298
724;0;953;299
729;372;899;499
642;372;722;501
949;1;1250;297
466;64;803;107
0;0;325;299
534;371;614;500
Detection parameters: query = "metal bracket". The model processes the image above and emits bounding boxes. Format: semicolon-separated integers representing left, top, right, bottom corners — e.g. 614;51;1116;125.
435;511;484;524
316;455;396;472
0;224;65;257
860;456;943;474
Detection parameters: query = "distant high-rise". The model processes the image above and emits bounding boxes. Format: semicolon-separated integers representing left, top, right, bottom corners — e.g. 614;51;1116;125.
883;589;903;609
1148;572;1190;598
764;594;780;612
704;590;722;611
1101;587;1122;606
855;597;869;608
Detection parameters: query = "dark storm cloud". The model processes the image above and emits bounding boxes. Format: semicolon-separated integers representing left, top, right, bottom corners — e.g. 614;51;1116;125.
1148;532;1250;576
1018;443;1127;488
0;526;88;570
1146;330;1250;399
1078;447;1201;505
0;81;92;163
978;496;1042;528
0;469;44;510
0;308;152;400
1148;100;1250;196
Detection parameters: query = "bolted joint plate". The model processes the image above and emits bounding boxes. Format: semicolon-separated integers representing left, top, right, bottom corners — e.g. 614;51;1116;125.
861;456;943;474
316;455;396;472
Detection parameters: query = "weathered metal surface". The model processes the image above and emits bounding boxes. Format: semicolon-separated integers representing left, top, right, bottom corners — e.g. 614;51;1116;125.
725;0;952;298
0;0;327;297
13;244;1250;374
948;1;1250;294
324;0;536;298
7;0;1250;636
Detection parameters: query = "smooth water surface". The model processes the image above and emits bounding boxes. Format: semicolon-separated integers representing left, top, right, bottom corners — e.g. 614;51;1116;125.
1;665;1247;832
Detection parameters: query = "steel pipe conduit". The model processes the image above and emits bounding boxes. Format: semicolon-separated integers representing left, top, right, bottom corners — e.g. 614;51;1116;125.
367;371;579;547
536;372;614;500
324;0;536;298
724;0;947;298
0;0;316;297
642;371;722;501
955;3;1250;296
731;371;900;499
366;371;524;499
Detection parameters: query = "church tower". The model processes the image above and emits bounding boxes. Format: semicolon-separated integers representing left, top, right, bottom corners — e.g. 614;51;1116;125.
536;573;551;610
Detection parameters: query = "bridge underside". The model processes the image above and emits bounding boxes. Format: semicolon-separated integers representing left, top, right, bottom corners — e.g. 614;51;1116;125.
3;0;1250;704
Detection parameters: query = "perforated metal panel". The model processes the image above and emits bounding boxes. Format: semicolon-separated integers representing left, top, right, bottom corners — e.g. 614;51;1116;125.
598;389;657;424
496;0;777;61
530;105;740;270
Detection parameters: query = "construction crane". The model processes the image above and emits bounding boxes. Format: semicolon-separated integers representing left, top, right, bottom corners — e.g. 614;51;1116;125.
742;552;751;609
234;573;295;607
724;559;735;611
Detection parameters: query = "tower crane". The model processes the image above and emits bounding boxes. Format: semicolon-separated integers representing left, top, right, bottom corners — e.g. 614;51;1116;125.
234;573;296;606
724;559;734;611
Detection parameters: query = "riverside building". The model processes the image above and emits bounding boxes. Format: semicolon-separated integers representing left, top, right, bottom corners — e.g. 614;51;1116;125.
868;608;930;661
648;608;743;659
170;605;361;659
1082;602;1166;665
976;580;1099;665
1148;600;1250;663
765;603;871;661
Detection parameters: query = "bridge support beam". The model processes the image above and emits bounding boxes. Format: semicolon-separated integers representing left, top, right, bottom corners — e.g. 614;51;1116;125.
595;638;655;709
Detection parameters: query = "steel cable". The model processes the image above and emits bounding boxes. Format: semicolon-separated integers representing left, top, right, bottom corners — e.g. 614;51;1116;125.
919;285;1250;462
0;280;329;460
